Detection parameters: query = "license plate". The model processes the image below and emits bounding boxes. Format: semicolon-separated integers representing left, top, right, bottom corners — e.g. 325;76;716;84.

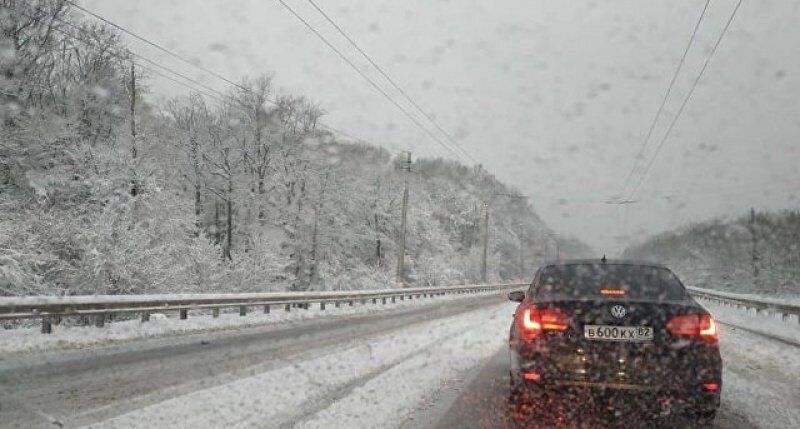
584;325;653;342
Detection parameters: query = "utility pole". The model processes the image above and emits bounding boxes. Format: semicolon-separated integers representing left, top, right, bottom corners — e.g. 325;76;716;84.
396;152;411;286
604;199;638;249
480;202;489;283
480;193;526;282
519;227;525;279
543;232;559;261
750;207;759;281
129;62;138;197
544;239;549;262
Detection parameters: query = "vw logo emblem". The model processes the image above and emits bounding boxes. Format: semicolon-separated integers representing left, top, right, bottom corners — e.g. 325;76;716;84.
610;305;627;319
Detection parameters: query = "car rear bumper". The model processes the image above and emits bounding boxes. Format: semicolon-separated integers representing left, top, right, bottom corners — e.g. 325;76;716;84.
511;370;721;411
510;348;722;412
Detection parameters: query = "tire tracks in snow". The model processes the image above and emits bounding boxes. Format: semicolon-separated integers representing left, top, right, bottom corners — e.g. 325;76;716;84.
81;298;508;428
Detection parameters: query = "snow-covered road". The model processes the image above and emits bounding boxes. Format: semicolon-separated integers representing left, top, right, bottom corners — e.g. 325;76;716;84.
0;293;511;428
1;292;797;429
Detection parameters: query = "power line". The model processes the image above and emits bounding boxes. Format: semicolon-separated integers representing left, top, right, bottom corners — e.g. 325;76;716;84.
273;0;465;161
50;3;387;147
11;5;236;108
8;3;372;152
63;0;253;96
4;6;422;177
627;0;745;200
66;1;460;161
303;0;476;163
617;0;712;197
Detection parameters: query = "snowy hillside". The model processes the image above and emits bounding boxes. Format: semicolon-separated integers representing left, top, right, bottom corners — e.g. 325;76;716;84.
623;210;800;294
0;2;590;297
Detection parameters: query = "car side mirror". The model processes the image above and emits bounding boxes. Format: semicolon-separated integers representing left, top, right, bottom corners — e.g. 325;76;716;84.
508;290;525;302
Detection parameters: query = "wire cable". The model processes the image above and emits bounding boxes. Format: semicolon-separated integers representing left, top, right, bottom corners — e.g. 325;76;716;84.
274;0;464;160
63;0;255;96
627;0;745;200
66;0;458;160
618;0;712;197
303;0;476;162
6;3;379;150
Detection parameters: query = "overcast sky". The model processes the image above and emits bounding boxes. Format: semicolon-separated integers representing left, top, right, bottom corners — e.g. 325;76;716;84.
82;0;800;255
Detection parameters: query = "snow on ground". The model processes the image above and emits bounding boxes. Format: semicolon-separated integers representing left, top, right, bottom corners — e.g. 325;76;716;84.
696;296;800;344
717;324;800;429
696;292;800;428
84;301;515;429
0;291;502;355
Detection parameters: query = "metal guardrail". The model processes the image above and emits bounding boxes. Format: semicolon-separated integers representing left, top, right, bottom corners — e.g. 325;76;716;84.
5;283;792;335
687;286;800;324
0;283;525;334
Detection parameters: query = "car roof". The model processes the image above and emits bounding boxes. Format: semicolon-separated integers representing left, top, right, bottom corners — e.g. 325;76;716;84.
541;258;668;269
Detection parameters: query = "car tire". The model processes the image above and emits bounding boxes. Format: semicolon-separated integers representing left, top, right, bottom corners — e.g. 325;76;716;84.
509;371;522;401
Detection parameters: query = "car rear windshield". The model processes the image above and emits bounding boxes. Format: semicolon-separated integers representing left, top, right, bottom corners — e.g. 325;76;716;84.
532;264;687;301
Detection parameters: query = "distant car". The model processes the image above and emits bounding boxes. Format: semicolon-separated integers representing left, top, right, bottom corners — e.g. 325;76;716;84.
507;259;721;425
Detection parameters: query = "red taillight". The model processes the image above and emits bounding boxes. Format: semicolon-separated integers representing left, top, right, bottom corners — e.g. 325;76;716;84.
523;371;541;381
700;317;717;339
521;308;542;333
702;382;720;392
519;307;570;338
667;314;718;343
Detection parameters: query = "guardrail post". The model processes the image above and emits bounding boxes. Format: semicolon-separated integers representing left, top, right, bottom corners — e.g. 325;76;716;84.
239;306;247;316
372;298;377;304
335;301;340;308
400;295;404;301
320;302;326;310
41;317;52;334
212;308;220;318
94;314;105;327
180;309;188;320
285;304;291;312
391;296;396;303
264;305;270;314
141;311;150;323
382;297;387;304
349;300;354;306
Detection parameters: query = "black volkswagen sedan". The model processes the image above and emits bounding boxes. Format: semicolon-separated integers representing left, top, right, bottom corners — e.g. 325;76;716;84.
508;259;721;425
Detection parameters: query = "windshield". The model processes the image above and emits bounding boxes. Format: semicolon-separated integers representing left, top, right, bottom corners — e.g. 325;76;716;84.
534;264;687;301
1;1;798;428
